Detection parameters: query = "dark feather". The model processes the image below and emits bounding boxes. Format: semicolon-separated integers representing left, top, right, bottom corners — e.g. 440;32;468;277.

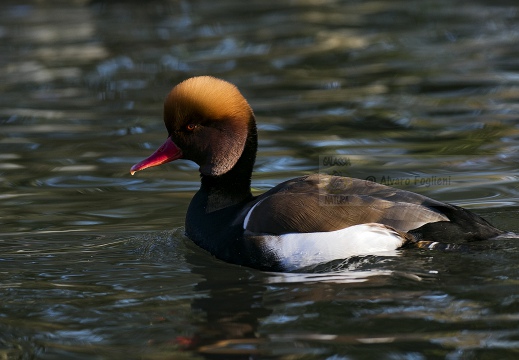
243;174;503;242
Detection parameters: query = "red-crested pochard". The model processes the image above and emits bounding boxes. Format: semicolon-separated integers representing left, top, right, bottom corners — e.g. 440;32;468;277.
131;76;504;271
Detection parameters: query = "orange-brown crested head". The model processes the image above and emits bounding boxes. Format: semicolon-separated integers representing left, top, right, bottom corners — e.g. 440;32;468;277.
163;76;255;176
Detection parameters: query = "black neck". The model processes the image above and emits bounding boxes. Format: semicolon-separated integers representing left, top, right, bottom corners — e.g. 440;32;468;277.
199;117;257;212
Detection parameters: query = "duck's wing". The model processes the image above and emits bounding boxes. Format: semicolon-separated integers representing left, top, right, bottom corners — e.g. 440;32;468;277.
242;174;448;235
237;174;503;271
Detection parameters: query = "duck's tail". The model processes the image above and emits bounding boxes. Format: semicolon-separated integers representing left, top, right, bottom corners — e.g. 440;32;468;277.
407;231;519;252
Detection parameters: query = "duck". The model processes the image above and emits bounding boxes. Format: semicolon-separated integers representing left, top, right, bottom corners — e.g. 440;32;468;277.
130;76;505;271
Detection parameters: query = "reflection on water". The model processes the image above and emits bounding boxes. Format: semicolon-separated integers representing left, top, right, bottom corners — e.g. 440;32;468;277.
1;0;519;358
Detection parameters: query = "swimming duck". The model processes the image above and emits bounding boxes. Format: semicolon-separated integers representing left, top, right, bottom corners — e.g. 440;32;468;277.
131;76;504;271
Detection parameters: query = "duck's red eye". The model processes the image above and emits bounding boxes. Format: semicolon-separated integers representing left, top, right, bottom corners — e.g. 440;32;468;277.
186;124;196;131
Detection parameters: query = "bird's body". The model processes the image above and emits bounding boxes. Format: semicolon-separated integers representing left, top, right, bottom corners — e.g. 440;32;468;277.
131;76;504;271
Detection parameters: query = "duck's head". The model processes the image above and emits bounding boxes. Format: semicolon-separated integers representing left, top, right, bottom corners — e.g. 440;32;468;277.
130;76;255;177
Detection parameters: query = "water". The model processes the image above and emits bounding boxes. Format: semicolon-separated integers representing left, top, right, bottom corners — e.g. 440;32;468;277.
1;0;519;358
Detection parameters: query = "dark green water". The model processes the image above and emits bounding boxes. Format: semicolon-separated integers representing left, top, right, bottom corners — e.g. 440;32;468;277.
1;0;519;358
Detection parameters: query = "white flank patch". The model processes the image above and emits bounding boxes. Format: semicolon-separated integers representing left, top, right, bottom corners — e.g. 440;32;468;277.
259;223;406;271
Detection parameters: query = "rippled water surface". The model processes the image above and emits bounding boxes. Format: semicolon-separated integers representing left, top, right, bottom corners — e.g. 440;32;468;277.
2;0;519;358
